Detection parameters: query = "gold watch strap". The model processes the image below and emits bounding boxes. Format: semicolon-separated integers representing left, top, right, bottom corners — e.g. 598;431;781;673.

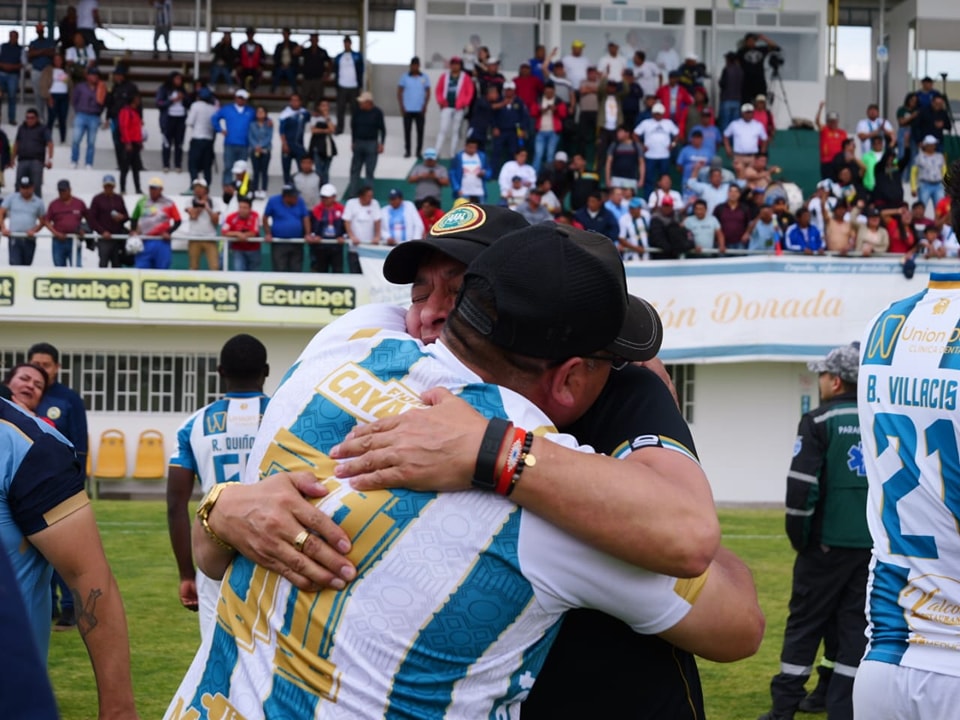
197;482;240;551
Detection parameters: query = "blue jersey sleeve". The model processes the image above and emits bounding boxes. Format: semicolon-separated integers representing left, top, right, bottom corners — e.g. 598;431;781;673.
9;431;87;537
169;416;198;472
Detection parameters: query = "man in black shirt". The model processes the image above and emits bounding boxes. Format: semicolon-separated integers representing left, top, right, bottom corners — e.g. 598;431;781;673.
347;91;385;197
737;33;780;104
300;33;330;107
13;108;53;195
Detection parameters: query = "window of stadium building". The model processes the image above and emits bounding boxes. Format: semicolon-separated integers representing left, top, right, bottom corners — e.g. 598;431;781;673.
1;351;222;414
665;363;695;424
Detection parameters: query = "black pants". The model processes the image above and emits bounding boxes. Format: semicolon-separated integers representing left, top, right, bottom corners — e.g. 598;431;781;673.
310;243;350;273
188;138;214;185
769;545;870;720
578;111;598;168
119;143;143;194
162;115;186;170
402;112;424;156
270;242;304;272
97;237;124;267
335;87;359;134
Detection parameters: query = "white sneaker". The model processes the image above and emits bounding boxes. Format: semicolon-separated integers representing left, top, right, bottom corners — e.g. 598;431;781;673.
70;162;78;169
85;164;93;169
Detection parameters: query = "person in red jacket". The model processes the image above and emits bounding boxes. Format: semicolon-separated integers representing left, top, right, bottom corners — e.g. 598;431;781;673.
531;82;568;171
118;94;143;194
237;27;265;91
514;61;544;115
434;57;475;159
654;70;693;138
815;101;847;180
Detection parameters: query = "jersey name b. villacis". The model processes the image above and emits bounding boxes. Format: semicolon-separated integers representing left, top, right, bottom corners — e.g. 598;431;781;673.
165;304;702;720
859;272;960;676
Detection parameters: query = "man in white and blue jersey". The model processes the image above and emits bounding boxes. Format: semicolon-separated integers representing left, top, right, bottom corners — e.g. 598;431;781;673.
167;334;270;643
0;397;137;718
855;257;960;716
167;224;762;719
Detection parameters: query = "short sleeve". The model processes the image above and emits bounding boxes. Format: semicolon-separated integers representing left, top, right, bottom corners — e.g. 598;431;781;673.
8;432;87;537
168;416;198;472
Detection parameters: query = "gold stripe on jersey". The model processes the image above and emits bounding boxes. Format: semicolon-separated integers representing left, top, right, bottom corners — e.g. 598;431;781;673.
42;491;90;526
219;564;284;653
317;362;425;424
348;327;382;340
258;427;337;480
673;568;710;603
928;281;960;290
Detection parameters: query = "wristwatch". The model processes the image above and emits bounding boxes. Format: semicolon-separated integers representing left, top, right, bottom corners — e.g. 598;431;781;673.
196;482;241;550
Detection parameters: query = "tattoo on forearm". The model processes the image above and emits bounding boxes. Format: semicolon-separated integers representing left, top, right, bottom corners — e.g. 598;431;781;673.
70;587;103;637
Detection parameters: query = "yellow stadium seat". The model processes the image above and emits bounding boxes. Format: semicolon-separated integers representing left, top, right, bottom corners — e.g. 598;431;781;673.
133;430;166;480
93;429;127;499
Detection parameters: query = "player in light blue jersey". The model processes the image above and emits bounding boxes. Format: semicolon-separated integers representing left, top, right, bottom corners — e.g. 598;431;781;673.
168;224;762;720
856;233;960;714
167;334;270;643
0;397;137;719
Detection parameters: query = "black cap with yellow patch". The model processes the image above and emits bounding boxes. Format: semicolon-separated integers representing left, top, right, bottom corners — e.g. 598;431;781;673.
382;204;530;284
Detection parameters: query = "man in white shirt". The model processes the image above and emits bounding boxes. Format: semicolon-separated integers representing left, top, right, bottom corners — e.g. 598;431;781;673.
562;40;591;91
498;148;537;200
647;174;684;211
380;188;424;245
185;178;221;271
597;41;628;85
334;37;362;135
618;197;651;260
723;103;768;177
655;35;681;74
634;103;679;196
342;185;381;246
855;104;895;156
631;50;662;98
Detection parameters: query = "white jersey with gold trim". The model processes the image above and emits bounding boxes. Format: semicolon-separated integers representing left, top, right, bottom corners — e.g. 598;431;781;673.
858;272;960;676
165;304;699;720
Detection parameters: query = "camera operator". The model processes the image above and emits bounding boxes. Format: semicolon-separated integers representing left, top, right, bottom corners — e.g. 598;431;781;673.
185;178;221;271
736;33;781;105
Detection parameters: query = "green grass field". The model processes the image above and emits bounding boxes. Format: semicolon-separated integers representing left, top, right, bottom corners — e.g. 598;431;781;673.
49;502;803;719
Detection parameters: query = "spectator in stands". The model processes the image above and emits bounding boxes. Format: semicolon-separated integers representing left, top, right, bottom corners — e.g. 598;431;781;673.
309;183;347;273
450;137;492;203
15;108;53;195
656;35;681;74
742;153;780;193
684;198;724;255
380;188;424;245
618;197;650;259
514;62;543;115
783;207;823;254
87;173;129;268
830;138;865;187
531;82;566;172
210;32;237;90
678;54;708;94
687;107;722;156
292;155;321;210
919;94;953;147
562;40;590;91
348;91;385;197
186;86;217;185
815;102;847;180
855;103;895;155
498;148;536;201
724;102;768;176
475;56;505;99
152;0;172;60
634;102;679;196
605;125;644;190
677;130;711;190
69;68;102;169
407;148;449;207
598;41;628;85
491;81;531;173
529;44;554;82
434;57;473;159
862;135;887;195
0;31;23;126
649;197;693;258
648;173;684;210
106;64;140;170
771;195;795;235
212;88;255;190
573;191;618;241
131;177;182;269
597;80;624;162
912;135;946;213
42;54;71;144
577;67;600;166
808;181;836;233
334;37;363;135
157;71;190;173
882;203;918;255
308;99;337;186
185;178;220;271
279;93;310;185
684;86;710;139
118;94;144;194
514;187;552;224
654;70;693;133
300;34;330;107
343;184;380;265
45;179;88;267
718;52;743;131
737;33;779;103
547;63;576;153
237;27;265;92
264;184;310;272
714;184;752;251
753;95;775;141
568;152;601;210
823;201;853;254
630;50;661;98
502;174;529;209
272;28;301;94
58;6;78;54
916;75;942;109
896;92;920;166
28;23;57;125
546;150;573;205
687;165;733;214
854;208;889;255
0;175;45;266
245;105;272;199
418;196;443;233
603;186;627;221
397;56;429;160
221;195;261;271
619;68;643;132
745;202;781;252
918;223;945;259
76;0;103;57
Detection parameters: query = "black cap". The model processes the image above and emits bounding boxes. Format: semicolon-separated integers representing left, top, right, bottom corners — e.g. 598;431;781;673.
281;184;297;195
57;179;70;190
114;63;129;75
383;204;530;284
458;223;662;362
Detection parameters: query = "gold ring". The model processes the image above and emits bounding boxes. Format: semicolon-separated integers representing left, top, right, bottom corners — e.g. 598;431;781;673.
292;529;310;553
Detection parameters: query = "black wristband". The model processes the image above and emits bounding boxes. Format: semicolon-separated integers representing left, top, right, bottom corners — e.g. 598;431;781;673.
473;417;512;491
